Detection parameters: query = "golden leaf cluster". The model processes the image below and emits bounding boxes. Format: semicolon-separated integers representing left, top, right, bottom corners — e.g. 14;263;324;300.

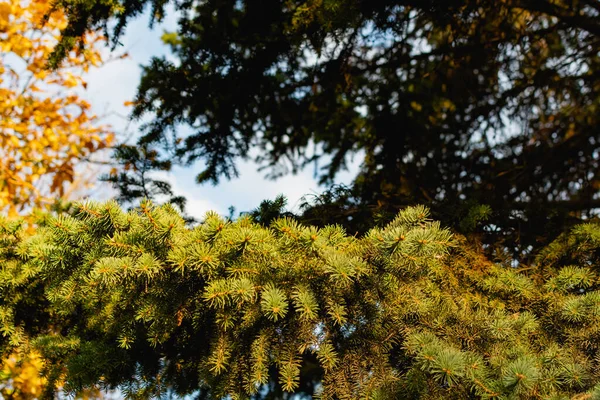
0;0;113;216
0;352;45;399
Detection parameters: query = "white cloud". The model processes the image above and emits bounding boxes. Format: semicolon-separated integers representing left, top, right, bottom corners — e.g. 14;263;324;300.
150;170;221;219
168;152;362;218
84;10;177;132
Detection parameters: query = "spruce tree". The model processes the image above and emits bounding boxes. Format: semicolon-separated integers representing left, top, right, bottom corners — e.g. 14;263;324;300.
1;201;600;399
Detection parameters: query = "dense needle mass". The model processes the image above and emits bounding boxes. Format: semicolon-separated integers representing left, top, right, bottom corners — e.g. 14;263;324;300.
0;201;599;398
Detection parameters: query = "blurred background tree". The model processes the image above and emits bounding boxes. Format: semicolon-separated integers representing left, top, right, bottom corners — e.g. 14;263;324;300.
46;0;600;261
0;0;113;216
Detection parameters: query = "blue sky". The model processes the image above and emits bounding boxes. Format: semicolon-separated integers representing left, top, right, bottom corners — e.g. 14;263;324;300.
83;9;359;220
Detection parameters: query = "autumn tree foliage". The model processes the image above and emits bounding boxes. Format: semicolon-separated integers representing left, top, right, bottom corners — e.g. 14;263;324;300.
0;351;45;399
1;201;600;399
0;0;113;215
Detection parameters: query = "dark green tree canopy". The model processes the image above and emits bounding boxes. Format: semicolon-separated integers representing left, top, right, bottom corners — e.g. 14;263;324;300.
52;0;600;254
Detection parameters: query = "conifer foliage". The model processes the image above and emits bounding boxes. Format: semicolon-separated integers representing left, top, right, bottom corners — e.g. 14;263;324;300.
1;202;600;398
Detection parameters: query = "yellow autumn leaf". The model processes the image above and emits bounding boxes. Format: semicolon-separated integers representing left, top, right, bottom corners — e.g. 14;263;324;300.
410;101;423;112
8;136;20;146
0;3;11;27
63;72;79;88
